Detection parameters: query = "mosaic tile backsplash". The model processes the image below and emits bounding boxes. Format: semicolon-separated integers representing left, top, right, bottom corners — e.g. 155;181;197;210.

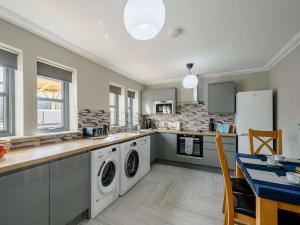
78;108;139;133
1;132;82;149
143;103;234;132
78;109;110;129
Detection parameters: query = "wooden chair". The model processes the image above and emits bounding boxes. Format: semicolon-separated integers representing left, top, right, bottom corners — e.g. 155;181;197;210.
216;133;256;225
249;129;282;155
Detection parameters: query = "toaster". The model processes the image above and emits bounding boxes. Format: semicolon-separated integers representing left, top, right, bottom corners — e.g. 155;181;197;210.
82;125;109;139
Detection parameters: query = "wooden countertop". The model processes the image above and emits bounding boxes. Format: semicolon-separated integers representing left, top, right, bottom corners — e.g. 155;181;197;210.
0;129;235;174
0;132;153;174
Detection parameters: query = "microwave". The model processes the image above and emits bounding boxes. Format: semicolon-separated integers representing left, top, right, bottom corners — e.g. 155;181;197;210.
154;100;175;115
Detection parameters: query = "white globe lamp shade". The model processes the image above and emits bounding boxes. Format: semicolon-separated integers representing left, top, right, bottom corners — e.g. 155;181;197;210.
182;74;198;89
124;0;166;40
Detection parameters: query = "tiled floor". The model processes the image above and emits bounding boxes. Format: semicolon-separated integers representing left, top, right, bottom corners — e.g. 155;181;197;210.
80;163;224;225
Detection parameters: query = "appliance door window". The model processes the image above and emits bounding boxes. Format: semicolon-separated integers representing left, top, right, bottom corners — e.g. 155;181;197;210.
156;103;172;114
125;150;139;178
100;161;116;187
97;159;117;193
177;135;203;158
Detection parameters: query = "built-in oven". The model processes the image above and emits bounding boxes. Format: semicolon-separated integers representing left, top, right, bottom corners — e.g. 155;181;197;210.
154;100;175;115
177;134;203;158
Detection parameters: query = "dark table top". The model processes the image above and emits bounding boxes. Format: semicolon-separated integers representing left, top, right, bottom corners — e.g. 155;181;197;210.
236;153;300;205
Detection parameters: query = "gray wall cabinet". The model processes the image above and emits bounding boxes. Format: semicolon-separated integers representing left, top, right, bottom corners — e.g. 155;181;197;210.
208;82;235;114
142;90;154;115
0;164;49;225
142;88;177;115
150;133;158;163
153;88;176;101
50;152;89;225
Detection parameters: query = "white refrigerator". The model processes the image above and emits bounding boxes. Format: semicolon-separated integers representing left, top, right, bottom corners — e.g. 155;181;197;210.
236;90;273;154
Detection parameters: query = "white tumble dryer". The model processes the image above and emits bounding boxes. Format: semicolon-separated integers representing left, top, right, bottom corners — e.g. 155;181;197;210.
119;140;140;196
91;145;120;218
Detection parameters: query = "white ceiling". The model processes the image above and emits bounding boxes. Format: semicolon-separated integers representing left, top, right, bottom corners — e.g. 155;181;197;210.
0;0;300;84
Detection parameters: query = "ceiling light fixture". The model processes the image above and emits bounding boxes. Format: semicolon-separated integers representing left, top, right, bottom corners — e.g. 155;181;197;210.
124;0;166;40
182;63;199;89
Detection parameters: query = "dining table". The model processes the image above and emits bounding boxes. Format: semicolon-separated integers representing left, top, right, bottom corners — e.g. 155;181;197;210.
235;153;300;225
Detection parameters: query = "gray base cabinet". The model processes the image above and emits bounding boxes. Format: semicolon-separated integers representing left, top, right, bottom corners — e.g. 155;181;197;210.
50;152;89;225
203;136;236;169
0;164;49;225
150;133;158;163
157;133;177;160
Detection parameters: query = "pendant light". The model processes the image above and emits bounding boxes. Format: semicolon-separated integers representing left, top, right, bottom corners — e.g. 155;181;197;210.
182;63;198;89
124;0;166;40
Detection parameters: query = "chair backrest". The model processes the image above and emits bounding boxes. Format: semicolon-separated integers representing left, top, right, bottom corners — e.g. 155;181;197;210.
215;133;234;225
249;129;282;155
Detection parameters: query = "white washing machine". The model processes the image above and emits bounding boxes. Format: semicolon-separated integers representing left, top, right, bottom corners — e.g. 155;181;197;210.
119;140;140;196
91;145;120;218
137;135;151;179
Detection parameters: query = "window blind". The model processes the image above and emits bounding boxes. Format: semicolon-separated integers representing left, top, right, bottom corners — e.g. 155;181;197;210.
109;85;122;95
37;61;72;82
128;90;136;99
0;48;18;70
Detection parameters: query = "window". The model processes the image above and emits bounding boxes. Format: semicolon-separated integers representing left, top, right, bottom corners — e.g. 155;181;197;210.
37;61;72;132
0;67;14;135
109;85;121;126
127;90;135;125
0;48;17;136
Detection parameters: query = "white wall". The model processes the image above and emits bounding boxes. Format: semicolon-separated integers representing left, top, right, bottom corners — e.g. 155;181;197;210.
0;19;144;135
269;45;300;157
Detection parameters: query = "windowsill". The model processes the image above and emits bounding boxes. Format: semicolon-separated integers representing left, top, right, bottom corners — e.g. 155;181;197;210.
0;130;81;142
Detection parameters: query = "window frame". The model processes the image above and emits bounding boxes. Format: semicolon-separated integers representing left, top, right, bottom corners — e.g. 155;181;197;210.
0;67;15;136
127;96;134;126
109;92;119;126
37;75;70;133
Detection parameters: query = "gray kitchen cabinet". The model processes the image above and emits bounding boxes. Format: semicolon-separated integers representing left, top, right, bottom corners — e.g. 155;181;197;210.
203;135;236;169
153;88;176;101
202;149;235;169
0;164;49;225
150;133;158;163
204;136;235;144
142;88;177;115
142;90;154;115
157;133;177;161
203;142;236;152
50;152;89;225
208;81;235;114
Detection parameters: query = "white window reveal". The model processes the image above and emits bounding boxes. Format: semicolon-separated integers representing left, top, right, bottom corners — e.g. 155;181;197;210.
127;90;135;126
109;85;121;126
